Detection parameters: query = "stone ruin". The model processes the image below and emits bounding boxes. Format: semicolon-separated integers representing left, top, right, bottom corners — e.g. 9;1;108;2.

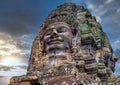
9;3;120;85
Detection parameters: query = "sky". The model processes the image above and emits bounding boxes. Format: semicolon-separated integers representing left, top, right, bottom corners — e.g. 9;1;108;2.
0;0;120;85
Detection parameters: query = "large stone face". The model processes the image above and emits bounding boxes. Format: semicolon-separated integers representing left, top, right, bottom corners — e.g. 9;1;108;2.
9;3;119;85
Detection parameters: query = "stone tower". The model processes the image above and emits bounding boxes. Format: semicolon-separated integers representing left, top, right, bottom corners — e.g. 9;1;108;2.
9;3;120;85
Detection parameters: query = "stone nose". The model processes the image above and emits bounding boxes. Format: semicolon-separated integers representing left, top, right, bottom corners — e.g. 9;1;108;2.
53;29;58;34
51;29;58;38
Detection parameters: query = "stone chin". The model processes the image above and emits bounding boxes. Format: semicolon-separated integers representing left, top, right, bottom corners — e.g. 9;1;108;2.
43;53;73;69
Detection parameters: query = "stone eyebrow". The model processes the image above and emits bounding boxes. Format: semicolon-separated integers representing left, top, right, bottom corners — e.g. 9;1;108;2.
56;26;67;29
44;28;53;34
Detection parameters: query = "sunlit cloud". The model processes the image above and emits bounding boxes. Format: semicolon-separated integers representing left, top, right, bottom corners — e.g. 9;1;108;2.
0;32;32;81
0;32;29;66
0;77;10;85
0;57;20;66
0;65;27;76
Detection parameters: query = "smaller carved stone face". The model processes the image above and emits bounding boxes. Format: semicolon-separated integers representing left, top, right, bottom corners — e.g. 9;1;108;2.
43;22;73;54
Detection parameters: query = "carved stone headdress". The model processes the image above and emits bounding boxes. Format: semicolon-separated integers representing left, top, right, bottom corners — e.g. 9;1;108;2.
28;3;85;71
28;3;117;74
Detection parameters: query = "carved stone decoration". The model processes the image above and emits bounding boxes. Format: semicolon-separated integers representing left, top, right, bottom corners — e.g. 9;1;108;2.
9;3;119;85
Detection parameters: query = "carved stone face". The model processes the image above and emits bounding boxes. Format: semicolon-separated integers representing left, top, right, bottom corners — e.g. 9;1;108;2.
43;22;73;54
42;22;74;68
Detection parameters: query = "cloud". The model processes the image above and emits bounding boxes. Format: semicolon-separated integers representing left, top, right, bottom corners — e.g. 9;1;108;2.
114;40;120;44
84;2;105;23
115;62;120;75
85;1;108;17
0;32;30;66
0;0;44;37
112;40;120;50
15;34;33;51
0;12;38;36
0;64;27;72
0;65;13;72
0;63;27;77
87;2;95;10
117;8;120;14
0;32;31;80
105;0;113;4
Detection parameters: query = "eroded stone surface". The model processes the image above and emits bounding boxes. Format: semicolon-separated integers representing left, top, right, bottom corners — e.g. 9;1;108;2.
9;3;119;85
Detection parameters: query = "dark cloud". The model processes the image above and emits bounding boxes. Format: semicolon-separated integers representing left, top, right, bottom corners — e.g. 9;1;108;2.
15;34;33;50
0;65;13;71
0;14;35;36
0;0;45;36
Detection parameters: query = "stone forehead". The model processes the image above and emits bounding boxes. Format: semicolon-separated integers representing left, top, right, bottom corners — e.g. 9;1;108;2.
40;22;73;39
46;22;71;29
